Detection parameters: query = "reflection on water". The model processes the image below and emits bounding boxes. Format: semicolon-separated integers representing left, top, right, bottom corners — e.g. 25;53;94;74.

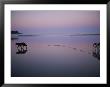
11;37;18;40
11;35;100;77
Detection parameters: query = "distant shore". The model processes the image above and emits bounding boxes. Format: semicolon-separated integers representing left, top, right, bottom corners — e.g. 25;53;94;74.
11;33;100;37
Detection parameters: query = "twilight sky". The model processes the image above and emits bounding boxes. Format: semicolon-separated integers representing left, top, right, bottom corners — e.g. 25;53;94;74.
11;10;100;34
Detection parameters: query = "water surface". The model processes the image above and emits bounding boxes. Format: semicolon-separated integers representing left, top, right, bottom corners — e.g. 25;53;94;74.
11;35;100;77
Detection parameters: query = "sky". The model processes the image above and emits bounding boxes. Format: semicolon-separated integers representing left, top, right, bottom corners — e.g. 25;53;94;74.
11;10;100;35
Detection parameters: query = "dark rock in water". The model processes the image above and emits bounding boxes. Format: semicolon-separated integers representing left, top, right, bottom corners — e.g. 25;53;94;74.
73;48;76;50
54;45;61;46
88;52;91;54
48;44;61;46
92;42;100;60
80;49;84;52
16;49;27;54
16;42;28;54
80;49;83;52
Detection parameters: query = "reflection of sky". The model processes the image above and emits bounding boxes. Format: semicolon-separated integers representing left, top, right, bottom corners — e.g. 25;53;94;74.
11;10;100;34
11;36;100;77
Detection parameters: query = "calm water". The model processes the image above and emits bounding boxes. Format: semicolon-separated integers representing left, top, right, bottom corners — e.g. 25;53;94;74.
11;35;100;77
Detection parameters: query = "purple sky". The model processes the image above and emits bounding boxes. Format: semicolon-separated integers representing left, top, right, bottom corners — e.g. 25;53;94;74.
11;10;100;34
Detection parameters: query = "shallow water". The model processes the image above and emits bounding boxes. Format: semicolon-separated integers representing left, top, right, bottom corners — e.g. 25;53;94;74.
11;35;100;77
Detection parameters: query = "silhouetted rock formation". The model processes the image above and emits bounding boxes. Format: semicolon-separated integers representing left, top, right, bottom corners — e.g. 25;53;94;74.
92;42;100;60
16;42;28;54
11;30;22;34
16;49;27;54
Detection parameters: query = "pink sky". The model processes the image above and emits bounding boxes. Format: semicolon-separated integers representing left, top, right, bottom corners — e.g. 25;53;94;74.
11;10;100;29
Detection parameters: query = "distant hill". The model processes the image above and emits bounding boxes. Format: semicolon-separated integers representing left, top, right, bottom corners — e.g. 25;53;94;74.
11;31;22;34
